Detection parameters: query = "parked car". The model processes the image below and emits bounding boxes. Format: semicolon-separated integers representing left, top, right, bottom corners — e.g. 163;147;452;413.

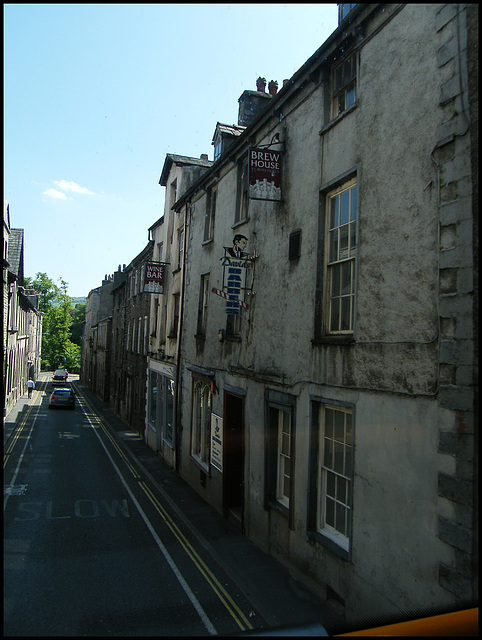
52;369;68;385
49;387;75;410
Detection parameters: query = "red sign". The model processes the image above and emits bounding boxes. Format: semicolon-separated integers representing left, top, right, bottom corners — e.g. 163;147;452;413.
143;262;166;294
248;147;282;201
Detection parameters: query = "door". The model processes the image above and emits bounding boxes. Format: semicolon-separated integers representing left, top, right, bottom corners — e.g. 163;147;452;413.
223;392;244;530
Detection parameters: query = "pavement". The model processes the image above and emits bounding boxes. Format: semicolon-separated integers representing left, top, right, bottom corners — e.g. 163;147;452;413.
4;377;347;636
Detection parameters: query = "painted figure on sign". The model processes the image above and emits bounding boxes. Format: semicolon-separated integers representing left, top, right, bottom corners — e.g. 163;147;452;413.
225;234;249;259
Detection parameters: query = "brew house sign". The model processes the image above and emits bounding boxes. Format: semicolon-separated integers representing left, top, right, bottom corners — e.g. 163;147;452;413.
249;147;282;201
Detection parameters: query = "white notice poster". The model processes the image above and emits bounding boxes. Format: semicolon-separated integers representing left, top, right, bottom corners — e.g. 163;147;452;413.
210;414;223;472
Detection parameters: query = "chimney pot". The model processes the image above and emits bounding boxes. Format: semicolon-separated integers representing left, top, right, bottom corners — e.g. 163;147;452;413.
200;153;208;160
256;77;267;93
268;80;278;95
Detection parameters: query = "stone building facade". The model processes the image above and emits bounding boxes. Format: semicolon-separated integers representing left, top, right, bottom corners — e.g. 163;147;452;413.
3;202;42;418
119;242;153;436
145;154;212;465
83;247;153;437
80;3;477;624
82;268;125;400
110;270;127;418
171;3;477;622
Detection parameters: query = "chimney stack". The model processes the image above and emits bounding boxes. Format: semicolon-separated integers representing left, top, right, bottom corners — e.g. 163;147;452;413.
238;77;274;127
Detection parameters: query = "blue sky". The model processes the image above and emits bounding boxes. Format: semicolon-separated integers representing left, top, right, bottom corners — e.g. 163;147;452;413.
4;3;338;297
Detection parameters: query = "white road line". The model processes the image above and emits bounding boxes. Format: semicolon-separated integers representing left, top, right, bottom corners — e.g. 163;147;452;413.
4;408;40;511
82;401;218;636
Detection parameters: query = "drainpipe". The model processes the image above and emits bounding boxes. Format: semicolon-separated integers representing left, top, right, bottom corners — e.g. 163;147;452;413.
174;200;190;473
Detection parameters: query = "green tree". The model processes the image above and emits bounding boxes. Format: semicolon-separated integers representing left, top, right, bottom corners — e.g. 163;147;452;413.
70;303;86;346
23;272;59;312
26;274;81;372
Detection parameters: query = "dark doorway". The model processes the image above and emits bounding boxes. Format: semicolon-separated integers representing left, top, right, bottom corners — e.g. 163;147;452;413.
223;392;244;530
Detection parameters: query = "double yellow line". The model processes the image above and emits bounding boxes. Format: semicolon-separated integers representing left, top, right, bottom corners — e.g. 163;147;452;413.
4;390;42;468
77;395;141;481
75;385;253;632
139;479;254;631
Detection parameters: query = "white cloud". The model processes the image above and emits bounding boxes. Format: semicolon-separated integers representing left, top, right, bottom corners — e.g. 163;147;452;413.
43;188;70;200
53;179;95;195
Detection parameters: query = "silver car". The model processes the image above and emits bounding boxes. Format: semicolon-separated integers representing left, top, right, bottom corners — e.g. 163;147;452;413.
49;387;75;410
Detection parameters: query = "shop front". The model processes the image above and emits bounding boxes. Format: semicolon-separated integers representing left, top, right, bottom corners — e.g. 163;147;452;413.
146;358;176;467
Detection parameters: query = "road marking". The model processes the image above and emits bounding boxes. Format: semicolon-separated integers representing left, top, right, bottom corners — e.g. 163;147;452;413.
3;404;42;510
75;396;140;480
78;392;217;636
76;385;254;632
140;480;253;631
4;396;41;466
13;499;130;520
4;484;28;496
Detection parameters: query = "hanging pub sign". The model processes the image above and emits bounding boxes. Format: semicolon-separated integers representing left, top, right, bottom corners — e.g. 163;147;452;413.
211;235;253;315
143;262;168;294
248;147;282;201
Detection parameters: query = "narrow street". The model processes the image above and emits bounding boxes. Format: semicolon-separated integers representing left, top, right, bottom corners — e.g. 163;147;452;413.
4;373;260;636
4;373;338;637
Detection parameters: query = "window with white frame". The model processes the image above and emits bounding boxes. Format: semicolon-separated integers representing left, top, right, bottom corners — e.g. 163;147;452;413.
275;407;292;508
319;404;353;550
164;377;174;446
214;140;222;161
197;273;210;336
137;317;142;353
332;53;357;118
170;179;177;209
204;185;217;241
148;372;175;447
325;179;357;334
148;372;158;428
191;377;211;471
170;292;180;339
178;227;184;269
265;392;296;524
152;298;159;339
338;3;357;23
309;400;354;557
226;312;242;338
143;315;148;354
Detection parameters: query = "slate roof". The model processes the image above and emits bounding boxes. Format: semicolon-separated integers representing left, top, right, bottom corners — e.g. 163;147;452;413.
4;202;11;267
159;154;213;186
4;201;10;232
7;228;24;280
211;122;246;144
